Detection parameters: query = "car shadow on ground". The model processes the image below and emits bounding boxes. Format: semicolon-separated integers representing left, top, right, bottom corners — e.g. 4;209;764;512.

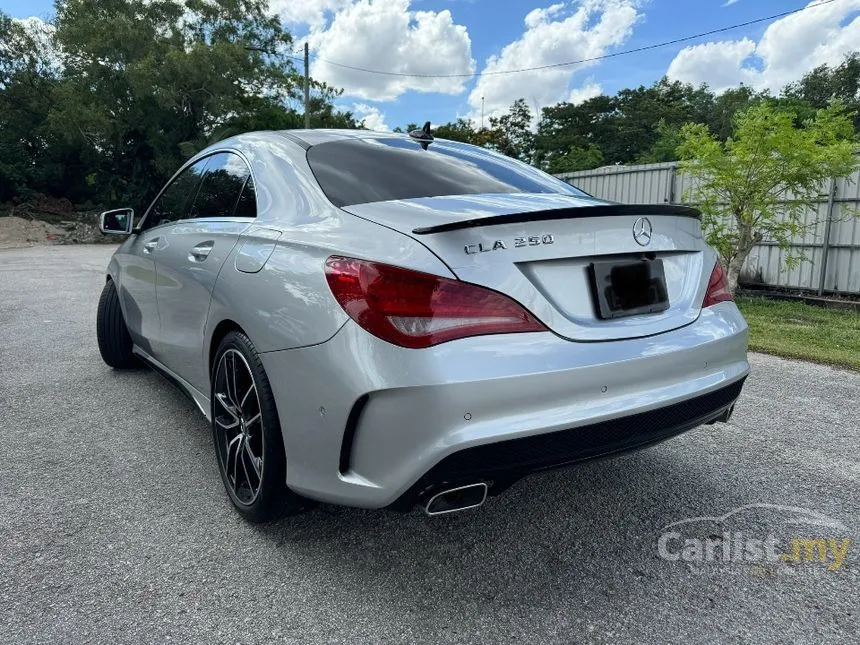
124;369;849;636
250;438;739;613
136;362;800;618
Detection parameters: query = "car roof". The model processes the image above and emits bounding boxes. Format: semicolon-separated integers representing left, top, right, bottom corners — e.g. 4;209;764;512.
274;129;408;148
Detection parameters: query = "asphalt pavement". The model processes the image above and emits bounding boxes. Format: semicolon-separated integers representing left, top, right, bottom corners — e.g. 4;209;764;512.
1;244;857;644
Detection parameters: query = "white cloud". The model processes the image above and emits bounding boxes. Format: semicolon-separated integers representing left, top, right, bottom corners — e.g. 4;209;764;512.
270;0;353;29
666;39;757;93
353;102;389;130
467;0;641;124
667;0;860;93
723;0;742;6
524;3;566;28
304;0;475;101
567;81;603;105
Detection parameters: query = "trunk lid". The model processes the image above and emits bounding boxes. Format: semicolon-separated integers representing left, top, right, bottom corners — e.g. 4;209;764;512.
342;193;710;342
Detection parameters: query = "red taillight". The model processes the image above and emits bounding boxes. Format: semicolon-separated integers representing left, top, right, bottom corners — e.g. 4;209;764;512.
324;256;547;348
703;261;733;307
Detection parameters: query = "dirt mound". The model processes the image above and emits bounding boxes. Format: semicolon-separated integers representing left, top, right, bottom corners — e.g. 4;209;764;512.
0;215;114;249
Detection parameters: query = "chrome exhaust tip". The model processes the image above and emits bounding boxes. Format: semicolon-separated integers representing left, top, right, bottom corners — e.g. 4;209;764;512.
708;404;735;424
424;483;488;516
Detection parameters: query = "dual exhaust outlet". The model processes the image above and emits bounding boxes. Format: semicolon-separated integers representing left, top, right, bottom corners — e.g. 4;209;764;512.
424;483;488;516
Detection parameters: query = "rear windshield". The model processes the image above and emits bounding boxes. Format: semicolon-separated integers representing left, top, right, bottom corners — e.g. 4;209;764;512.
306;137;586;207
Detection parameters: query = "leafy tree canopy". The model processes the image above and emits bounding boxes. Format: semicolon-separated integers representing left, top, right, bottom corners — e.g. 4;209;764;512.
0;0;357;206
783;52;860;127
424;53;860;177
3;6;860;224
678;101;859;292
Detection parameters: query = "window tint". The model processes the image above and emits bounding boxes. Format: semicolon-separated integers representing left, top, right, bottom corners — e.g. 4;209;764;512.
233;176;257;219
145;159;208;229
306;137;586;207
189;152;253;219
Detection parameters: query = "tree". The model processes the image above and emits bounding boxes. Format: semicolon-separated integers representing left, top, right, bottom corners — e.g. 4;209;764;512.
486;98;534;162
782;53;860;128
545;144;603;173
611;79;715;162
678;101;859;293
0;14;75;201
535;79;719;169
0;1;356;207
535;94;616;169
434;118;477;144
636;119;682;164
48;0;305;205
707;85;761;140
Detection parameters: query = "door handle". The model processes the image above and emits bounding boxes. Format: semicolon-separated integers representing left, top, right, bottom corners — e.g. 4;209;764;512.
188;241;214;262
143;238;160;254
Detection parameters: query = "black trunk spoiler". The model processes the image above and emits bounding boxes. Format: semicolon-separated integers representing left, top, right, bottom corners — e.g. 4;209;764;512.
411;204;701;235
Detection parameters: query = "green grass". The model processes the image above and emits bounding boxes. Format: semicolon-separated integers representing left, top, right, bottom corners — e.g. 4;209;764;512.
735;296;860;371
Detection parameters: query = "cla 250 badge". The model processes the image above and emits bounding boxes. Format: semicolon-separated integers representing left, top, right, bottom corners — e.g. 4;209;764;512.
464;234;554;255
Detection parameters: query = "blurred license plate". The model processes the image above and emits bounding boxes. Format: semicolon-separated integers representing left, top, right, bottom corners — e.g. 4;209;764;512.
589;259;669;319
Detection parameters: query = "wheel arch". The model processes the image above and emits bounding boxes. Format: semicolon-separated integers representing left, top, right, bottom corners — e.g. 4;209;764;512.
106;254;122;286
208;319;246;376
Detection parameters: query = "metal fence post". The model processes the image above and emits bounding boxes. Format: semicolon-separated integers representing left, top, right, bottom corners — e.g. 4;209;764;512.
668;164;677;204
817;178;837;296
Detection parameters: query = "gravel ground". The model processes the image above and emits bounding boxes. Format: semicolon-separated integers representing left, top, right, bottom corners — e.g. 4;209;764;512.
1;245;858;644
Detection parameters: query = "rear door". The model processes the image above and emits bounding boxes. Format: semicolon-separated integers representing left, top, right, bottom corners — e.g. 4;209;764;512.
152;151;256;391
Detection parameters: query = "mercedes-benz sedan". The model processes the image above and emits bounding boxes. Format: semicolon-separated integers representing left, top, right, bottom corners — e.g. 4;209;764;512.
96;128;749;522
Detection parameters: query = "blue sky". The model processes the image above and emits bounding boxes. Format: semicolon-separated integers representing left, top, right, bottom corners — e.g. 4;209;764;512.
4;0;858;130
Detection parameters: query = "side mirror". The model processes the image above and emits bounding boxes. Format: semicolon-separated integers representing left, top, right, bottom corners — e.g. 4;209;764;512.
99;208;135;235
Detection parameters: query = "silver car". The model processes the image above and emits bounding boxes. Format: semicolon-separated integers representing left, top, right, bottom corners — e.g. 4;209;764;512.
96;128;749;522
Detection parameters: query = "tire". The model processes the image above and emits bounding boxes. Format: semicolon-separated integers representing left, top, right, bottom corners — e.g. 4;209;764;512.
210;331;305;522
96;280;138;369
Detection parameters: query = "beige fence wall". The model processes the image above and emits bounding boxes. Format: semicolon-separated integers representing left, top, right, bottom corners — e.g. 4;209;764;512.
555;163;860;294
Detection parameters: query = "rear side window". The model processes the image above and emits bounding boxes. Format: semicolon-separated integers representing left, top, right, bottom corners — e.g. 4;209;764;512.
190;152;254;219
145;158;208;228
306;137;585;207
233;176;257;219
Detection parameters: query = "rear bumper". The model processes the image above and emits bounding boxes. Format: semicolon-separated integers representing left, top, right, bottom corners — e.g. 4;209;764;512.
259;302;749;509
387;376;744;511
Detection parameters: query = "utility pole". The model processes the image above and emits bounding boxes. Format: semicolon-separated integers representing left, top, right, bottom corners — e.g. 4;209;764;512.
303;42;310;129
481;96;485;130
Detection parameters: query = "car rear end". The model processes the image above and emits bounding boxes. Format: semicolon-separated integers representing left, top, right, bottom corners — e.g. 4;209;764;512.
260;133;749;512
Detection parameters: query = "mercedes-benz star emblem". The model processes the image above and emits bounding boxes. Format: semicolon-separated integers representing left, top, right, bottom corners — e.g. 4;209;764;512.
632;217;652;246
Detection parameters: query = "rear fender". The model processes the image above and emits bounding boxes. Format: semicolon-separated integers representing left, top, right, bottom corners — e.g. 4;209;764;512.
204;213;455;360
